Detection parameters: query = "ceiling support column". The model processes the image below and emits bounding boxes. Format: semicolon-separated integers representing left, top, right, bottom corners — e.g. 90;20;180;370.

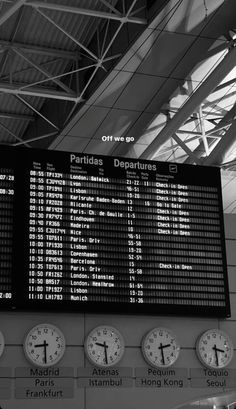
140;45;236;161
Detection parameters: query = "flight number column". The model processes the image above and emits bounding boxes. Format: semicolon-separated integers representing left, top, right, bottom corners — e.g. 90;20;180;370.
126;179;144;305
28;171;65;301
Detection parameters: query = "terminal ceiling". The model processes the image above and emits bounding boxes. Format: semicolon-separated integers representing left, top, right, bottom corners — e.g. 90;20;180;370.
0;0;236;212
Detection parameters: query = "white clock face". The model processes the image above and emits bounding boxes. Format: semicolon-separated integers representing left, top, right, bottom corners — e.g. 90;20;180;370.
196;329;234;369
24;323;66;367
142;327;180;368
85;325;125;367
0;331;4;358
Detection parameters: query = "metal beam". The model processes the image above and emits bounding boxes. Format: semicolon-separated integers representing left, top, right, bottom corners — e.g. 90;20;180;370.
187;100;236;165
27;1;147;25
176;129;222;138
0;0;26;27
35;8;99;61
64;0;140;122
13;130;58;146
21;63;97;89
171;133;202;164
0;39;78;60
198;105;209;156
203;126;236;166
99;0;122;16
140;45;236;160
154;132;221;159
16;95;59;130
0;120;30;146
13;47;73;94
1;57;62;82
203;103;236;165
0;112;34;121
0;82;77;101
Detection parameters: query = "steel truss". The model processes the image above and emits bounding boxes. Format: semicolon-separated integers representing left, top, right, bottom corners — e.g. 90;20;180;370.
0;0;147;145
139;42;236;168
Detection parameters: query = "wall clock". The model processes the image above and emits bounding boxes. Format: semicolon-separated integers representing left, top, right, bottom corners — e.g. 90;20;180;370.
0;331;4;358
23;323;66;367
142;327;180;368
85;325;125;367
196;328;234;369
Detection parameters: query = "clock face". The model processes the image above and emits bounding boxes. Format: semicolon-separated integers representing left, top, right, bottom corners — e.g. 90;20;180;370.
85;325;125;367
0;331;4;358
196;329;234;369
24;323;66;367
142;327;180;368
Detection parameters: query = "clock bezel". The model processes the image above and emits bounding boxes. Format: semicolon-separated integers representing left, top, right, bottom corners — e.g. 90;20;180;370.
84;325;125;368
196;328;234;369
23;323;66;367
142;326;180;368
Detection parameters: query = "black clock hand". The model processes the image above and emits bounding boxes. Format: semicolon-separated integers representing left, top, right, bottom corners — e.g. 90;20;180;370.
212;345;219;366
34;342;49;348
34;340;49;364
215;347;225;353
161;344;171;349
158;343;165;365
103;341;108;364
95;342;106;347
95;341;108;363
44;340;47;364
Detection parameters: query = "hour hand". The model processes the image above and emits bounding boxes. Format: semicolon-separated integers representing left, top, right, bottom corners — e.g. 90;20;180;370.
161;343;171;349
215;347;225;353
95;342;106;347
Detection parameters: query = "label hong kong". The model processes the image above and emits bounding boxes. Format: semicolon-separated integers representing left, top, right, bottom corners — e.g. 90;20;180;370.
15;367;74;399
190;368;236;388
77;367;133;388
135;367;189;388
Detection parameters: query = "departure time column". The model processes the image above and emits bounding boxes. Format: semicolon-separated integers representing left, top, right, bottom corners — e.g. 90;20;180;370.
28;170;65;300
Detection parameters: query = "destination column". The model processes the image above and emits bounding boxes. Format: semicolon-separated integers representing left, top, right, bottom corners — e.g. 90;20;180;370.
68;173;99;302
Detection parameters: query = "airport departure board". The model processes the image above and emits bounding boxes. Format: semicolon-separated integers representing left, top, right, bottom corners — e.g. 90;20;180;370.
0;145;230;316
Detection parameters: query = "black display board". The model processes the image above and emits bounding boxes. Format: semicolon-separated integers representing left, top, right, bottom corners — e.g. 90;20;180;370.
0;145;230;316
